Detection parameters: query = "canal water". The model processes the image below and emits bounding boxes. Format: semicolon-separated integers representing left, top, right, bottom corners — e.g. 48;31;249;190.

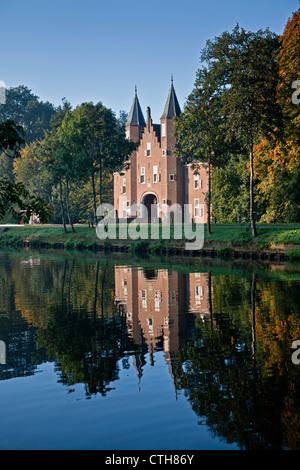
0;248;300;450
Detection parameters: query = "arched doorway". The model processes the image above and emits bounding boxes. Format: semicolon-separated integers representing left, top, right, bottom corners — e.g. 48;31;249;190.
141;192;158;221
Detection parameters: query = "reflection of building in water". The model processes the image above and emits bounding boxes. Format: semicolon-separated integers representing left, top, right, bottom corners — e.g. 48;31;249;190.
187;272;212;322
114;266;212;380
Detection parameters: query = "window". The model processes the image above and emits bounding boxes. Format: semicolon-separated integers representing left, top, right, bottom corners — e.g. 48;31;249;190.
146;142;151;156
153;165;158;183
122;177;126;194
169;174;174;181
154;290;161;311
126;130;129;139
162;123;166;137
142;290;147;308
162;149;166;156
194;173;202;189
140;167;145;184
195;285;203;304
194;199;199;217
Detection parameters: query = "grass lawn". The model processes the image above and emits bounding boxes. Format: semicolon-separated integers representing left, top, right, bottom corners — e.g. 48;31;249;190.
0;223;300;254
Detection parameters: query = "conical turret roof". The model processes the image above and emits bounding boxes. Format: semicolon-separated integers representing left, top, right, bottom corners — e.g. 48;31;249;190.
161;77;181;119
126;87;146;127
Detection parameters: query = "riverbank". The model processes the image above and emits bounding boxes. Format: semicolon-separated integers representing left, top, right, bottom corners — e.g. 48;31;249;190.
0;224;300;261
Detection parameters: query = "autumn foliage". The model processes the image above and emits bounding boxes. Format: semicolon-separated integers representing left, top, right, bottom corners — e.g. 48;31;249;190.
254;9;300;222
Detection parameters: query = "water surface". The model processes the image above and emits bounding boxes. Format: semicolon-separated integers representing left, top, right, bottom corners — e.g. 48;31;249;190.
1;248;300;450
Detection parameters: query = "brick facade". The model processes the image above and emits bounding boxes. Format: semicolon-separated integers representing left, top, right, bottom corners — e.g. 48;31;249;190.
114;81;208;223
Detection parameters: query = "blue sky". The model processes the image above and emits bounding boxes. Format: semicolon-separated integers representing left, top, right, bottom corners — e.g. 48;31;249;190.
1;0;299;122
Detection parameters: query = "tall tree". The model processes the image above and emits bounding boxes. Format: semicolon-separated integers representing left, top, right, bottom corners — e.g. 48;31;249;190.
277;8;300;138
174;67;230;235
0;120;51;222
0;85;57;144
200;25;281;236
254;9;300;223
59;102;136;222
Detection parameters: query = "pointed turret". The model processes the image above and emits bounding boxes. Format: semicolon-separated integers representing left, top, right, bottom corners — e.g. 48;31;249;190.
126;87;146;127
161;76;181;119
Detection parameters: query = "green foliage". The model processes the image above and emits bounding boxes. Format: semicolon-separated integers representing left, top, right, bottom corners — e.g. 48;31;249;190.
0;85;56;144
129;239;150;255
211;154;250;223
0;178;51;223
198;25;281;236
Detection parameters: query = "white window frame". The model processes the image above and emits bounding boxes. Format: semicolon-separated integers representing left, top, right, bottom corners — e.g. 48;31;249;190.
142;290;147;308
153;165;158;183
194;198;199;218
140;167;145;184
146;142;151;156
122;177;126;193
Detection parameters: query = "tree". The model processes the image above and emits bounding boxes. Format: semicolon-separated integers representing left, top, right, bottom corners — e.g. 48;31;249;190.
253;10;300;223
200;25;281;236
277;8;300;138
0;85;57;144
174;67;230;235
0;120;51;222
58;102;136;223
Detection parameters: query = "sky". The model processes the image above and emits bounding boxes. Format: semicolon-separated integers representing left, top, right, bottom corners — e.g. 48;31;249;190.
1;0;299;122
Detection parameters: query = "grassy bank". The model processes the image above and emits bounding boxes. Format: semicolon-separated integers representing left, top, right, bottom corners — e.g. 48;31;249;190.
0;223;300;260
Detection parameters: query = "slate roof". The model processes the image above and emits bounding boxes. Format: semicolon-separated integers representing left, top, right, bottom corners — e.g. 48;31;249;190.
161;78;181;119
126;88;146;127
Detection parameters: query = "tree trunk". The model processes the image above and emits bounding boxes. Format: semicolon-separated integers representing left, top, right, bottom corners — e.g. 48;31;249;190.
99;156;103;206
59;180;67;233
100;261;108;318
92;171;97;224
93;261;99;320
67;258;74;313
66;178;75;233
249;137;257;237
251;272;257;362
207;160;212;236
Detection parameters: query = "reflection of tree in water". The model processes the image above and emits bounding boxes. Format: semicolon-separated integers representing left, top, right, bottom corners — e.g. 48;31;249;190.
37;259;138;397
38;308;137;396
0;315;47;380
175;273;300;450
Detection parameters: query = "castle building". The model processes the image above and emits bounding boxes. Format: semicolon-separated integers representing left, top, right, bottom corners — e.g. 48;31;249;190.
114;79;208;223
